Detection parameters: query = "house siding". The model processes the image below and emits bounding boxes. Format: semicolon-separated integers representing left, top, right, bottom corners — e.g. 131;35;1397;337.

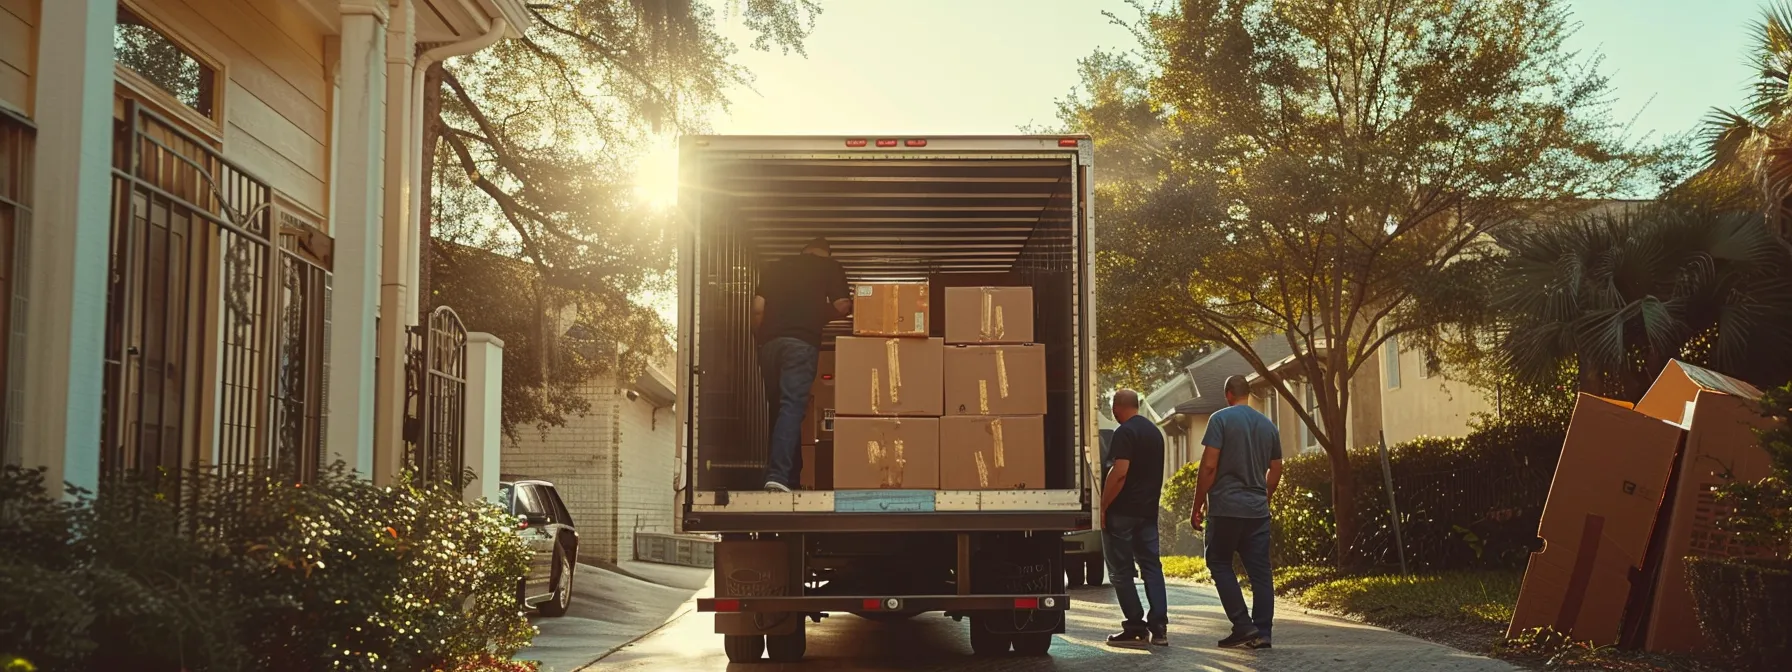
1378;343;1492;445
0;0;35;115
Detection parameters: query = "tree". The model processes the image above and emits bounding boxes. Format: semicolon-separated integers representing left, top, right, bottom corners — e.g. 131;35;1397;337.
1696;2;1792;229
1057;0;1658;565
424;1;820;428
1493;204;1792;400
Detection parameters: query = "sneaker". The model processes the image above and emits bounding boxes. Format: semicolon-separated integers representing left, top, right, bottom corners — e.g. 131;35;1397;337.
1217;631;1261;649
1248;639;1272;650
764;481;792;493
1149;630;1169;647
1105;630;1150;649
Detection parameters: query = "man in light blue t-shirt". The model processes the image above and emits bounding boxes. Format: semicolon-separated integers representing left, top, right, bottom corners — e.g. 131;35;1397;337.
1191;375;1283;650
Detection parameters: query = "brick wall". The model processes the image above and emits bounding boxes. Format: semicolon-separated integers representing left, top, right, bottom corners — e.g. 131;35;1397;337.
500;369;679;565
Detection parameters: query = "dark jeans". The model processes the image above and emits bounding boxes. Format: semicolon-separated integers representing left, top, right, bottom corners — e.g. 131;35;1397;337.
759;337;818;487
1103;513;1169;634
1205;515;1274;642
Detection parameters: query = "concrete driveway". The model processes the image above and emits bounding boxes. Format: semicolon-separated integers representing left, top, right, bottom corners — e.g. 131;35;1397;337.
520;560;713;672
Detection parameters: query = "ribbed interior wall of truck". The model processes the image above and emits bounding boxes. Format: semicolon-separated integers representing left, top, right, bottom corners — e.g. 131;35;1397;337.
688;152;1084;493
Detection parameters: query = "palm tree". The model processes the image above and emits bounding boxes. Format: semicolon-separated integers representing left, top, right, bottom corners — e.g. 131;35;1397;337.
1697;3;1792;230
1494;205;1792;400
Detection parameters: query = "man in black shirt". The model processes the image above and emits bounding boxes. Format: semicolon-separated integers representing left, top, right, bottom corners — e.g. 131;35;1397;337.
753;238;852;492
1100;389;1169;648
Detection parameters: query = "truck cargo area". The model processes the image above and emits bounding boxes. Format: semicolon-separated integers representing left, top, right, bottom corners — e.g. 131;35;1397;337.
680;138;1093;528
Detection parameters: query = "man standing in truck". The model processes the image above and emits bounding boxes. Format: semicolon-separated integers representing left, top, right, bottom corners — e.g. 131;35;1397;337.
1100;389;1170;648
1191;375;1284;650
752;237;852;492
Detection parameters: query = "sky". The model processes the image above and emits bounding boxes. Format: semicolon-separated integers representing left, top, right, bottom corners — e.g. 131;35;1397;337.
706;0;1763;144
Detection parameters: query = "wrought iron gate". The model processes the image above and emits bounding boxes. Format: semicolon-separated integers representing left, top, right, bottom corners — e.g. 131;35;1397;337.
404;306;469;488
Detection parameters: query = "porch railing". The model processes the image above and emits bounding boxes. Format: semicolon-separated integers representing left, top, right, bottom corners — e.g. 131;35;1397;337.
106;100;330;484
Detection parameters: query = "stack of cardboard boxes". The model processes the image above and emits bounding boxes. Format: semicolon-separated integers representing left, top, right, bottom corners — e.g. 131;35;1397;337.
801;283;1048;491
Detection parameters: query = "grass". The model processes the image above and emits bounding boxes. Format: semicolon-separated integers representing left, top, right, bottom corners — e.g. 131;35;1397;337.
1154;558;1723;671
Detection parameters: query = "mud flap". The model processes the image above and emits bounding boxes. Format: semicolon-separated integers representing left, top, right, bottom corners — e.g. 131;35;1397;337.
715;612;803;636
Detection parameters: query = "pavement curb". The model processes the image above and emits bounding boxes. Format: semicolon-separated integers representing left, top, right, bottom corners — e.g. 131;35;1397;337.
572;602;697;671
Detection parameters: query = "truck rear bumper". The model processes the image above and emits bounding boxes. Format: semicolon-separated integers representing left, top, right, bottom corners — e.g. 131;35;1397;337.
699;594;1071;614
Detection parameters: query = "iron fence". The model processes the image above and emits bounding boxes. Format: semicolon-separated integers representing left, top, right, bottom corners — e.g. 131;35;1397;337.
106;100;330;486
405;306;468;488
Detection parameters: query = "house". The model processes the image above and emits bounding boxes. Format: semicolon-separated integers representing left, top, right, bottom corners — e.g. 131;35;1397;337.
1144;333;1493;472
0;0;529;499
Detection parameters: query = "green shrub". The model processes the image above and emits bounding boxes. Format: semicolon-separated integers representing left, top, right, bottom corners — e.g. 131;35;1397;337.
0;464;534;672
1271;415;1567;570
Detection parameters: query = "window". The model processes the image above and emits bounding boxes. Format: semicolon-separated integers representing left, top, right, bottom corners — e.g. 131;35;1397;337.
1384;334;1402;389
1265;390;1279;426
115;6;217;118
515;485;547;517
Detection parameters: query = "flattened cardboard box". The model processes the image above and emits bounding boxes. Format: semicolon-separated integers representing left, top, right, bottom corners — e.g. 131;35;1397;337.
834;336;943;417
943;345;1046;416
833;417;941;489
852;283;930;337
944;286;1035;344
1507;393;1682;647
1633;362;1773;653
940;415;1047;490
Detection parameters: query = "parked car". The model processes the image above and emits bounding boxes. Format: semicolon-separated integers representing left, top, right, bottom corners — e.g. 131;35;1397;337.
1064;428;1115;588
499;478;580;617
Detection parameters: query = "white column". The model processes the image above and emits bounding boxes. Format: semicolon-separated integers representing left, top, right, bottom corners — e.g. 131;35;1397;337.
464;332;505;503
21;0;116;493
373;0;415;485
326;0;389;476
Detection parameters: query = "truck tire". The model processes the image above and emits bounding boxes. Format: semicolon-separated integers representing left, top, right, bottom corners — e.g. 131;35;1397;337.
1066;559;1086;588
766;626;806;662
1086;558;1106;586
723;635;764;663
968;620;1010;656
1012;632;1054;656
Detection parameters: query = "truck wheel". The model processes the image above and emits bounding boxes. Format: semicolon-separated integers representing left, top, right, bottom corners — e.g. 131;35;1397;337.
1012;632;1054;656
968;621;1010;656
1066;559;1086;588
723;634;764;663
1086;558;1106;587
766;626;806;662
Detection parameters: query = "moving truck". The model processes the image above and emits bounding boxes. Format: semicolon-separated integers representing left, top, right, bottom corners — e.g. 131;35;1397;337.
676;135;1099;662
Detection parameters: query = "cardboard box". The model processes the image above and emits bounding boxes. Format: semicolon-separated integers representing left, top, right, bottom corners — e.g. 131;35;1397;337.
834;336;943;416
800;351;837;445
1633;362;1773;653
943;344;1047;416
799;442;835;490
852;283;930;337
940;415;1047;490
1508;393;1683;646
945;286;1035;344
833;417;941;489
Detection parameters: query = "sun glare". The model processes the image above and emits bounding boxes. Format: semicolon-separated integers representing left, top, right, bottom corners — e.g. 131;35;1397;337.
634;138;681;209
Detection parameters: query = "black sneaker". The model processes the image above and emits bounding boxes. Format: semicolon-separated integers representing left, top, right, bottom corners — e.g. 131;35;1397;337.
1217;631;1261;648
1149;629;1169;647
1106;630;1150;649
1248;639;1272;650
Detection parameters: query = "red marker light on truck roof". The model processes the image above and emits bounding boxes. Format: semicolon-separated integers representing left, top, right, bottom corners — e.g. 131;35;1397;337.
1059;138;1080;147
876;139;899;147
845;138;868;147
905;139;928;147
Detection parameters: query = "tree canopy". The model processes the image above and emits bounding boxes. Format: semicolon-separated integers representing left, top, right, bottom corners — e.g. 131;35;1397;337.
1058;0;1662;563
425;0;821;430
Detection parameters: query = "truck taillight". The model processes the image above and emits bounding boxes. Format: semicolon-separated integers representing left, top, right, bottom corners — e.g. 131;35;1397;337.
1014;598;1039;609
845;139;868;147
905;139;927;147
861;599;882;610
714;599;741;612
1059;138;1080;147
876;139;899;148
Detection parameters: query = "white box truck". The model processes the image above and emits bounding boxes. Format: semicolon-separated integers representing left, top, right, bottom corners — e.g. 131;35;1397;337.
675;135;1099;662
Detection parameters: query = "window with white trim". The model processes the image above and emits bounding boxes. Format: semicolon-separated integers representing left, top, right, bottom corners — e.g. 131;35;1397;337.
1384;333;1402;389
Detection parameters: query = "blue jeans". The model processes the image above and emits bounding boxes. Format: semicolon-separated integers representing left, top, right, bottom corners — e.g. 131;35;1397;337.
1103;513;1169;634
759;337;818;486
1205;515;1274;642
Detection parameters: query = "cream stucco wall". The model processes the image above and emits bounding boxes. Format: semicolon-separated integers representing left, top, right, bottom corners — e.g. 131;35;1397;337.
1376;337;1493;445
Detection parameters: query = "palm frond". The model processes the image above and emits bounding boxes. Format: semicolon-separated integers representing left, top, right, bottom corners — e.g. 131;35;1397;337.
1702;108;1768;170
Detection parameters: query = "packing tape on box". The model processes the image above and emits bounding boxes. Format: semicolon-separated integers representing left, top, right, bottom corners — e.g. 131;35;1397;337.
991;417;1006;468
893;438;906;487
867;439;884;464
978;380;990;415
870;369;881;414
885;339;903;404
974;451;990;488
884;290;899;334
996;349;1010;398
978;288;1007;341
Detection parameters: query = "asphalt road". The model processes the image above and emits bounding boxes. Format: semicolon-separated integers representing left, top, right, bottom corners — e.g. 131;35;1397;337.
587;581;1517;671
